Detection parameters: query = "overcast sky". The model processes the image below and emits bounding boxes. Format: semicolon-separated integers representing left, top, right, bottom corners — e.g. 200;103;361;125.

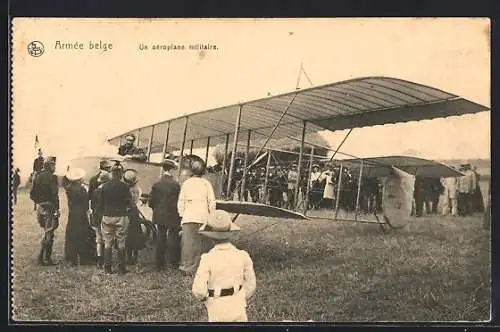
12;18;490;177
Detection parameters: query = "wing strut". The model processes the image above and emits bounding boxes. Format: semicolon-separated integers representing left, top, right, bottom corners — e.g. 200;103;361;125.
159;121;171;176
227;105;243;197
303;146;315;214
294;120;307;210
334;162;343;219
177;116;189;178
354;159;364;221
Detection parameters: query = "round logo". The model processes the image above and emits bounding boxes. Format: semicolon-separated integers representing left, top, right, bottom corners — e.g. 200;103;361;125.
27;41;44;57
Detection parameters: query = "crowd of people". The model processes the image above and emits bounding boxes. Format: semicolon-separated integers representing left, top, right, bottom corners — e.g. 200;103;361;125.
222;159;486;218
26;134;256;322
224;159;384;214
17;134;488;322
438;163;485;217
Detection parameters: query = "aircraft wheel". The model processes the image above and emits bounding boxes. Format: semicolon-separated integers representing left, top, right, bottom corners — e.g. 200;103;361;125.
382;214;408;229
139;218;158;248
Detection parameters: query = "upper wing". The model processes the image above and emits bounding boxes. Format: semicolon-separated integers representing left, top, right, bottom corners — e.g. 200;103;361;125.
108;76;489;154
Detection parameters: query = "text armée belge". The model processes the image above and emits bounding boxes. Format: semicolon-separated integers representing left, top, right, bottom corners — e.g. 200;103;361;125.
55;40;113;52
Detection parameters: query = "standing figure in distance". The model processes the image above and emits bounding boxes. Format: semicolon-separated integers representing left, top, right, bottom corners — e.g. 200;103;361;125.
441;173;458;217
148;159;181;271
192;210;256;322
12;168;21;205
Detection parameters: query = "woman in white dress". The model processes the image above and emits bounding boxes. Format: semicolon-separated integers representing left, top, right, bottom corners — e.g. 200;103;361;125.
322;164;336;209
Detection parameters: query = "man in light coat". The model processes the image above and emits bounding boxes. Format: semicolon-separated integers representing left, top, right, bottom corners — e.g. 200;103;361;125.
177;157;216;274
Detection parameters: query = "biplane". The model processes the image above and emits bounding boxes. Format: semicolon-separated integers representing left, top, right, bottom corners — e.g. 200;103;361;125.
68;76;489;234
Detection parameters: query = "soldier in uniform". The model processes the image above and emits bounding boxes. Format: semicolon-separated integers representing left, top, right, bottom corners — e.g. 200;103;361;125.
98;163;133;274
118;134;147;162
29;157;59;266
32;149;44;178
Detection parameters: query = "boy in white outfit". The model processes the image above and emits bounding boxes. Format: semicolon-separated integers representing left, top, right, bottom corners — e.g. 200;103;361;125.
192;210;256;322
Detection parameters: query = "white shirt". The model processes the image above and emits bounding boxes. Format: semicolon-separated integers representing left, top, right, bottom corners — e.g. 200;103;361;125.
177;176;216;224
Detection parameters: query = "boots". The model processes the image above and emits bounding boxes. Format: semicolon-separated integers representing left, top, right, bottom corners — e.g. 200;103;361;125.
37;242;46;265
96;244;104;269
44;240;55;266
103;248;113;274
117;249;128;275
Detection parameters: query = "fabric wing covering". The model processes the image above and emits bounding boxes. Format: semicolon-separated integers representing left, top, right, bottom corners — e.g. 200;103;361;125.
215;201;309;220
332;156;464;178
108;76;489;151
380;167;415;227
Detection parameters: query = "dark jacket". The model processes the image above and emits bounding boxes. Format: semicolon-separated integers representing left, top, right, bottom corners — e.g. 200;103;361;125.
118;144;147;162
30;170;59;209
13;172;20;189
90;184;104;226
148;174;181;229
88;173;101;200
64;182;94;263
33;157;44;173
99;178;133;217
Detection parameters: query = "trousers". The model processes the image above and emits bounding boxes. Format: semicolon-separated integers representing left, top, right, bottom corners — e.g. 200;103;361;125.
101;216;129;249
204;291;248;322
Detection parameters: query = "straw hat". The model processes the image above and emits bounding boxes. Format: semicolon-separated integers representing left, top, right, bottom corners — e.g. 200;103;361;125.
123;169;138;185
66;168;86;182
198;210;240;240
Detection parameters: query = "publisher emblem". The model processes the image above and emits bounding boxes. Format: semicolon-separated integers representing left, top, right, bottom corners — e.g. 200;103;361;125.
27;41;44;57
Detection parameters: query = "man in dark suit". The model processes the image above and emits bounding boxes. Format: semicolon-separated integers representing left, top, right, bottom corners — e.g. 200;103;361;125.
148;158;181;271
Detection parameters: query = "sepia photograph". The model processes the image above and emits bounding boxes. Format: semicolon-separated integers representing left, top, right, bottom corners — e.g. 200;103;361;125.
10;18;490;322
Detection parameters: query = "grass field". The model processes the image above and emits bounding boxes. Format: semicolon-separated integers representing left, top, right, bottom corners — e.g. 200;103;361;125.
11;185;490;322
